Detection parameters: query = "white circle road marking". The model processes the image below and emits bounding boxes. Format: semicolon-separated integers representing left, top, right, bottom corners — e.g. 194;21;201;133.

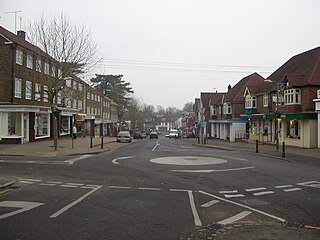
150;156;227;166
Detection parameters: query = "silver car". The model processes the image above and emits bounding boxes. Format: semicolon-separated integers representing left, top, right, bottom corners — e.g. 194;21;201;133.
116;131;132;143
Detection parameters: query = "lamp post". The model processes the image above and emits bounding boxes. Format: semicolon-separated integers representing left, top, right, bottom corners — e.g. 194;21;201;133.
264;79;281;150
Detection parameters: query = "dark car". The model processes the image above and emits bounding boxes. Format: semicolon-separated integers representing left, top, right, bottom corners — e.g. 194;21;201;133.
133;131;143;139
149;132;158;139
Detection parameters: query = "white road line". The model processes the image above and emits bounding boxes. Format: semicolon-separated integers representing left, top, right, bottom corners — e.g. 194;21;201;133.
50;185;102;218
81;186;97;189
0;201;45;220
169;189;190;192
66;183;84;186
283;188;302;192
219;190;238;194
109;185;131;189
253;191;274;196
218;211;252;225
111;156;136;165
224;194;245;198
86;184;101;188
187;191;202;227
47;181;62;184
64;155;93;165
275;185;293;189
39;183;56;186
201;200;219;208
20;178;42;182
152;143;160;152
245;187;267;192
230;157;249;162
199;190;286;223
297;181;320;188
171;166;255;173
138;187;161;191
61;185;79;188
19;181;35;184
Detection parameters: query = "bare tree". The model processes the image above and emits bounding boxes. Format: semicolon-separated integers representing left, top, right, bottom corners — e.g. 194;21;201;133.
28;12;100;150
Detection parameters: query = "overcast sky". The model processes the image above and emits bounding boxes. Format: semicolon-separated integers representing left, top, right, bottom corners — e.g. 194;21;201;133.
1;0;319;109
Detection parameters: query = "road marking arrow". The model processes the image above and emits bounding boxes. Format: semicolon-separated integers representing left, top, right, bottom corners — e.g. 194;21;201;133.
111;156;136;165
0;201;44;220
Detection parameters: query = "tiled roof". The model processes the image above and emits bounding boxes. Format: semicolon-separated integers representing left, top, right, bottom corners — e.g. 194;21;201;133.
267;46;320;88
200;92;225;108
225;72;265;102
0;26;57;63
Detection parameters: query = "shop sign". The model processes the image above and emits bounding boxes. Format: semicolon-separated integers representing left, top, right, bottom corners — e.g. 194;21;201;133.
75;114;86;121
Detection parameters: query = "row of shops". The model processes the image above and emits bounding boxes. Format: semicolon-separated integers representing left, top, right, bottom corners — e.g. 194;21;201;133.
0;106;119;144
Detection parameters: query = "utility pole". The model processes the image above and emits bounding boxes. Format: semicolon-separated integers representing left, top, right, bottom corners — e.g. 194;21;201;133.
6;10;22;33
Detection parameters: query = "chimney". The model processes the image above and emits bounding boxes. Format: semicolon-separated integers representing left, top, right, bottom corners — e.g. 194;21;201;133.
17;30;26;40
227;84;232;92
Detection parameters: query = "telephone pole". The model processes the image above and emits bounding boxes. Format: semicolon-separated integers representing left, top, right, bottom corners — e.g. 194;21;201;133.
6;10;22;33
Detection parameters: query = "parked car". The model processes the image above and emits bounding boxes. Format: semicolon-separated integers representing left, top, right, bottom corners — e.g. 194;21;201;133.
149;132;158;139
168;129;179;139
116;131;132;143
141;131;147;138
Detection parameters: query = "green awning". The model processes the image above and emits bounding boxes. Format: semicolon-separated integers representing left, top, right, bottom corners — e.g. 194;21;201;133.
280;113;317;120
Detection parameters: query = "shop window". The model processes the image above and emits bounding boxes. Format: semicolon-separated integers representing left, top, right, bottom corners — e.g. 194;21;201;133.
60;116;70;135
6;112;22;136
286;120;300;139
14;78;22;98
35;113;49;138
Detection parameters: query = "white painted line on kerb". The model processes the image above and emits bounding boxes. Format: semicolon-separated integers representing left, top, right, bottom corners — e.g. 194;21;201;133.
219;190;238;194
253;191;274;196
138;187;161;191
187;191;202;227
283;188;302;192
199;190;286;223
218;211;252;225
224;194;245;198
50;185;102;218
201;200;219;208
171;166;255;173
275;185;293;189
245;187;267;192
64;155;93;165
109;185;132;189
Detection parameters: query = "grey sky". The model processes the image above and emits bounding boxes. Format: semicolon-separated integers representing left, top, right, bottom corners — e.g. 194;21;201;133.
1;0;319;109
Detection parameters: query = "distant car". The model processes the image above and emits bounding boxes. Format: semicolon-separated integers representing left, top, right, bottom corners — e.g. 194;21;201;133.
168;129;179;139
187;132;195;138
116;131;132;143
133;131;143;139
141;132;147;138
149;132;158;139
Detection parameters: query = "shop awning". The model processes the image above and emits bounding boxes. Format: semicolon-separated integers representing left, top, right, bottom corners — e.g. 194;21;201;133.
279;112;317;120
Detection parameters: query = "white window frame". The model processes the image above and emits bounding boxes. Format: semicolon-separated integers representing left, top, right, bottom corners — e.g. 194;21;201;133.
65;78;72;88
223;103;232;114
263;94;268;107
36;58;42;72
51;65;56;77
44;62;50;75
284;88;301;105
25;80;32;100
35;83;41;101
26;54;33;69
43;85;48;102
14;78;22;98
78;100;83;109
16;49;23;65
245;95;256;109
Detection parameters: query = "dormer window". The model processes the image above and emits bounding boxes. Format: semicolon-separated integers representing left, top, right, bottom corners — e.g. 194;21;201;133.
284;88;301;105
245;95;256;109
210;106;217;116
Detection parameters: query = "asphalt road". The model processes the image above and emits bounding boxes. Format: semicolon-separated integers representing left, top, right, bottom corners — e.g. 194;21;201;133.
1;136;320;239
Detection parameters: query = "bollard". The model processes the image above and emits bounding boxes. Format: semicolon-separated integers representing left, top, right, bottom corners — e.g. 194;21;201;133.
101;136;104;149
282;141;285;157
198;137;200;144
255;140;259;153
90;136;93;148
204;137;206;145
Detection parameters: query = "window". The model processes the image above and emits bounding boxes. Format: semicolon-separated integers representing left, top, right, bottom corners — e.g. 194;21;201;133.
78;100;83;109
263;94;268;107
73;81;78;90
66;78;72;88
79;83;83;92
35;113;49;138
51;65;56;77
44;62;50;75
223;103;232;114
58;68;62;78
14;78;22;98
73;100;77;109
16;49;23;65
284;89;301;105
44;85;48;102
35;83;41;101
286;119;301;139
87;92;91;99
57;91;62;105
245;95;256;109
27;54;33;69
36;58;42;72
25;80;32;100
